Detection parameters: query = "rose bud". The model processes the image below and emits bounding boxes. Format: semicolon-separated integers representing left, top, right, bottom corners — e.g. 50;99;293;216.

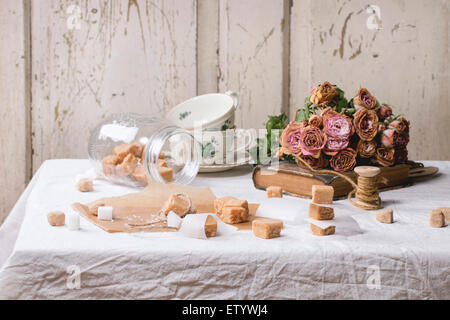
297;153;328;170
353;88;377;109
381;129;399;148
324;136;349;156
353;108;379;141
356;139;377;158
394;147;408;164
299;125;327;158
376;147;395;167
378;123;386;133
308;114;323;128
389;117;410;134
322;107;354;140
279;121;304;155
330;148;357;172
377;104;392;119
309;81;338;106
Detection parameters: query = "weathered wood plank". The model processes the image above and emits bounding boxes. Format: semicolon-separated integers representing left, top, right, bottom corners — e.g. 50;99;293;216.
290;0;449;160
31;0;197;172
218;0;286;129
0;0;29;225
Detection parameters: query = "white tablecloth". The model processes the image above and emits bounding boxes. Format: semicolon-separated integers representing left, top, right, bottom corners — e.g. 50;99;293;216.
0;159;449;299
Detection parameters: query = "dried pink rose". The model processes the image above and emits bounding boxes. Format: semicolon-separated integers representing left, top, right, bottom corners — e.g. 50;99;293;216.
324;136;349;156
330;148;357;172
297;153;328;170
394;147;408;164
377;105;392;120
381;129;399;148
299;125;327;158
321;107;354;140
389;117;410;134
308;114;323;128
279;121;304;155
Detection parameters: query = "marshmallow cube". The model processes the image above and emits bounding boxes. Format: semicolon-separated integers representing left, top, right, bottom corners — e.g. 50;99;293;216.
98;206;114;221
67;212;80;230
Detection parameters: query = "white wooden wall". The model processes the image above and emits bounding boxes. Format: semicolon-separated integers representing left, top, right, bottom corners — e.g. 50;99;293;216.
0;0;449;224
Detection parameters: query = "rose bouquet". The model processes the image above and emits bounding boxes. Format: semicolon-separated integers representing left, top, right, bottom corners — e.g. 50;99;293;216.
275;81;410;172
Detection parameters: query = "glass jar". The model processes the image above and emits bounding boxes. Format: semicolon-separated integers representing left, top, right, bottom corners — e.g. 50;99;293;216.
88;113;201;187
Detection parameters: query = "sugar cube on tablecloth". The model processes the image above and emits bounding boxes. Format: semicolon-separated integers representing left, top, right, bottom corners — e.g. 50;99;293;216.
67;212;80;230
76;178;93;192
252;219;283;239
308;203;334;220
266;186;283;198
217;206;249;224
167;211;182;228
429;209;445;228
159;166;174;182
102;155;120;176
47;211;65;226
437;207;450;222
204;215;217;238
98;206;113;221
312;185;334;204
376;209;393;224
310;223;335;236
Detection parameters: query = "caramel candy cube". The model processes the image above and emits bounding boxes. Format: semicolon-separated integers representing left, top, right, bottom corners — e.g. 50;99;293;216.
159;152;165;159
161;194;191;217
430;209;445;228
312;185;334;204
47;211;65;226
102;155;120;176
437;207;450;222
131;164;148;186
87;200;105;216
159;166;174;182
130;142;144;158
205;215;217;237
214;196;248;213
217;206;248;224
113;143;141;161
252;219;283;239
76;178;93;192
310;223;335;236
266;186;283;198
376;209;393;224
308;203;334;220
158;159;168;168
116;153;138;176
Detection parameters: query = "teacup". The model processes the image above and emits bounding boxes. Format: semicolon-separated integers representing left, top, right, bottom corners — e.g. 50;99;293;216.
166;92;254;164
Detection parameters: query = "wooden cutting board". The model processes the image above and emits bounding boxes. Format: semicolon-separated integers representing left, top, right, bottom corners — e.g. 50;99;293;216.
72;181;262;233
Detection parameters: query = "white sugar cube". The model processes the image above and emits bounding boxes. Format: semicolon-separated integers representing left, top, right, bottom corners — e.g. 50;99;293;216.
167;211;182;228
67;211;80;230
98;206;113;221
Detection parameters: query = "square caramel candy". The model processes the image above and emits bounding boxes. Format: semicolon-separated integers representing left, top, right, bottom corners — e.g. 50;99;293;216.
131;164;148;186
376;209;393;224
102;155;120;176
158;159;168;168
266;186;283;198
204;215;217;237
437;207;450;222
429;209;445;228
252;219;283;239
159;166;174;182
116;153;139;176
214;196;248;213
47;211;65;226
76;178;93;192
159;152;165;159
161;194;191;217
312;185;334;204
217;206;249;224
113;143;141;161
308;203;334;220
310;223;335;236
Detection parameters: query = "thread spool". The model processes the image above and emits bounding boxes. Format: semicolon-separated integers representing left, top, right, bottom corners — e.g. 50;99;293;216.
351;166;382;210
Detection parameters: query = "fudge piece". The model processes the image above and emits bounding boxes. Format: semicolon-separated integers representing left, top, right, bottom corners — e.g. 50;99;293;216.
430;209;445;228
87;200;104;216
376;209;393;224
159;166;174;182
312;185;334;204
131;164;148;186
76;178;93;192
159;152;165;159
217;206;248;224
116;153;138;177
310;223;335;236
102;155;120;176
252;219;283;239
214;196;248;213
437;207;450;222
266;186;283;198
204;215;217;237
47;211;65;226
161;194;194;217
113;143;142;161
158;159;168;168
308;203;334;220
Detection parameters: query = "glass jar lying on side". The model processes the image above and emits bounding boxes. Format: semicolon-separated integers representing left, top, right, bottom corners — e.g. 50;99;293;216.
88;113;201;187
